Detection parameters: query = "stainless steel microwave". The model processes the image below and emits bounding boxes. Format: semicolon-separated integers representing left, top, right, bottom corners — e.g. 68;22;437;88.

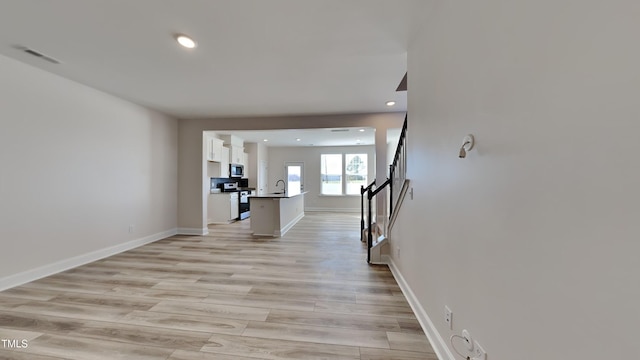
229;164;244;177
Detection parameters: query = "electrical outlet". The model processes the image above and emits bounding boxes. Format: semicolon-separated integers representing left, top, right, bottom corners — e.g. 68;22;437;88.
128;225;134;233
472;341;486;360
396;247;400;258
444;306;453;329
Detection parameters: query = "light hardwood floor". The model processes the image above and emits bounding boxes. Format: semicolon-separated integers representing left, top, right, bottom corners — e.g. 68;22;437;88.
0;212;436;360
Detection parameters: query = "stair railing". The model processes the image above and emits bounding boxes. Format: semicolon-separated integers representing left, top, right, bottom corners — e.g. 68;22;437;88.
367;178;390;263
360;180;376;242
363;114;407;263
389;115;408;218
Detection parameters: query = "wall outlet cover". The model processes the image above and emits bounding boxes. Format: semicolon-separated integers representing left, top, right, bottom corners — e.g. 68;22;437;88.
461;329;474;351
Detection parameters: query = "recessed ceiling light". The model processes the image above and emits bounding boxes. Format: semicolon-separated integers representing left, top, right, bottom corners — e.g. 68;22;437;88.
175;34;197;49
296;138;301;141
359;129;365;132
385;101;396;107
263;139;268;142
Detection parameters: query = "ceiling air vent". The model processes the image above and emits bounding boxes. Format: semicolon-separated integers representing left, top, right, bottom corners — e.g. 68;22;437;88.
330;129;349;132
17;46;61;64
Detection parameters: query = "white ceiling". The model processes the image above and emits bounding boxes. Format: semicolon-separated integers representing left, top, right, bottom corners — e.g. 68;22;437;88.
0;0;423;120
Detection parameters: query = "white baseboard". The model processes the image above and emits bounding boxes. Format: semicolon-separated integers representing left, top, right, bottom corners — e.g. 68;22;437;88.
382;255;455;360
305;207;360;213
177;227;209;235
276;212;305;237
0;228;178;292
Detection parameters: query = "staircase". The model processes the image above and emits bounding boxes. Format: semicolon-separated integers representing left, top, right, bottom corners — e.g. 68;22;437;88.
361;115;408;264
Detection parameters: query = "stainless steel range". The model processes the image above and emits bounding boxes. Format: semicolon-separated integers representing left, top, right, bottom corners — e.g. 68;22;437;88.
239;190;250;220
221;182;238;192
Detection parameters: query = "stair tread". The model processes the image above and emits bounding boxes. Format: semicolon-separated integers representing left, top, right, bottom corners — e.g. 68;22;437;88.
372;235;388;247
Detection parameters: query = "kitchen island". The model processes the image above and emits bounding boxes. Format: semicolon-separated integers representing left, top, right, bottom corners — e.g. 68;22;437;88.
249;191;307;237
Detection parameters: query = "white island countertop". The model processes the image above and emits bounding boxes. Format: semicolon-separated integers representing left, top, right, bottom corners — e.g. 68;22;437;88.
249;192;307;236
249;191;307;199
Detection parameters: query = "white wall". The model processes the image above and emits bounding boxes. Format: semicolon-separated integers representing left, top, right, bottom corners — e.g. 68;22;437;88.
268;145;375;212
0;54;178;288
392;1;640;359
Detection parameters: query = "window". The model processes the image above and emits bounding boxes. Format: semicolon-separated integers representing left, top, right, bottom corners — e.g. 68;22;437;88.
345;154;367;195
320;153;368;195
321;154;342;195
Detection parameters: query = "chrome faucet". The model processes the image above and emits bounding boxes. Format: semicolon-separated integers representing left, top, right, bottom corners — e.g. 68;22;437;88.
275;179;285;193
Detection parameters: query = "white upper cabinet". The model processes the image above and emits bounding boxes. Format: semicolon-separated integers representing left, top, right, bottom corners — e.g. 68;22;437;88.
220;135;245;165
220;147;230;177
230;145;244;164
207;137;224;162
